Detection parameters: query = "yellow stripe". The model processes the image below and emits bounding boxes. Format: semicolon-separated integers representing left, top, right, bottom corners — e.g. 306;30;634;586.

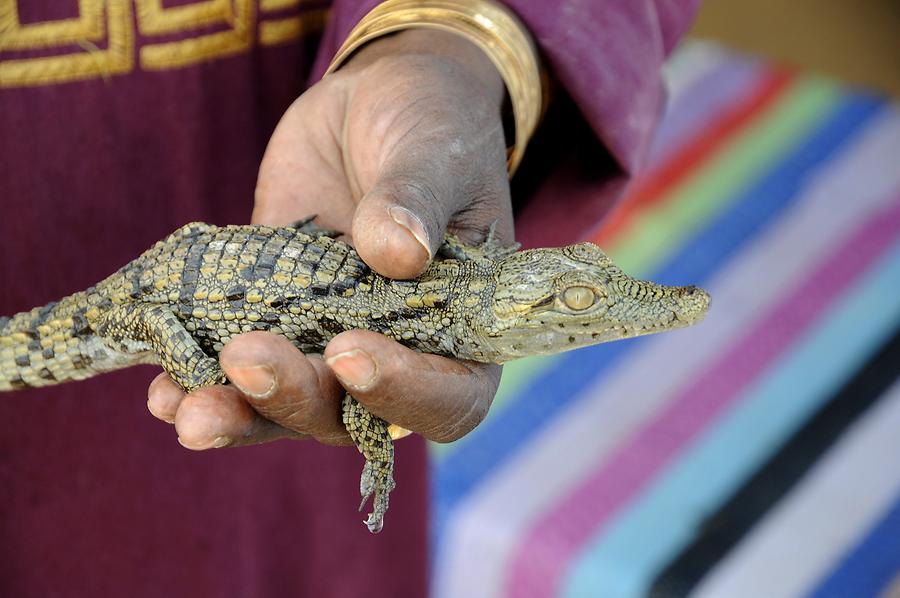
134;0;231;36
259;9;328;46
0;0;105;50
260;0;302;10
139;0;254;70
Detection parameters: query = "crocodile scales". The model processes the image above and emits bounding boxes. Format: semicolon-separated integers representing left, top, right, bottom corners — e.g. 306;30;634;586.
0;220;710;532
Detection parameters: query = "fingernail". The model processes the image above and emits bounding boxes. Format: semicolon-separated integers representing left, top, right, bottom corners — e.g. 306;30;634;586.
230;364;276;399
326;349;377;390
388;423;413;440
389;206;432;258
212;436;232;448
177;436;232;450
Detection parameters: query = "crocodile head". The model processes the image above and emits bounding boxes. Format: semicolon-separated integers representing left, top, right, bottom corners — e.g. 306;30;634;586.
470;242;710;363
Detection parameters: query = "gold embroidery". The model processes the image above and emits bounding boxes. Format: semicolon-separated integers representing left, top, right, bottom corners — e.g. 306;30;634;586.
138;0;254;70
134;0;230;36
260;0;300;10
0;0;133;88
0;0;104;50
259;9;327;46
0;1;328;87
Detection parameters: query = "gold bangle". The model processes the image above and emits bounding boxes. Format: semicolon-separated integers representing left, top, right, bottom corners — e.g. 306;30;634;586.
325;0;543;177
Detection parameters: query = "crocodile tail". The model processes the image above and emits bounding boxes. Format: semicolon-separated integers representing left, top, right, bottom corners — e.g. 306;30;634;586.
0;296;100;391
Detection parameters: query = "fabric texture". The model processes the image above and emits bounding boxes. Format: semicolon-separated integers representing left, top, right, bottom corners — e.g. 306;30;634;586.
430;41;900;598
0;6;427;598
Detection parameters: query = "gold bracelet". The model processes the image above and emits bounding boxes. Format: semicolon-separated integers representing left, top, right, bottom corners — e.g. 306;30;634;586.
324;0;543;177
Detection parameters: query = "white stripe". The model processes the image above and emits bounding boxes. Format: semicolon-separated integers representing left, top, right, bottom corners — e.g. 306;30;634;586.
662;41;733;105
432;109;900;598
691;379;900;598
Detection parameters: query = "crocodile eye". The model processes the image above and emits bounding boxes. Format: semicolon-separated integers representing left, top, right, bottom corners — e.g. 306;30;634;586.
563;286;595;310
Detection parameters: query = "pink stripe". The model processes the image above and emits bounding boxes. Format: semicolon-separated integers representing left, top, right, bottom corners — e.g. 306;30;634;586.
504;194;900;598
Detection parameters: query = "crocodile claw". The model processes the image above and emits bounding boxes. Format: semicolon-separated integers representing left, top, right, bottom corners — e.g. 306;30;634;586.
358;459;394;534
342;394;396;533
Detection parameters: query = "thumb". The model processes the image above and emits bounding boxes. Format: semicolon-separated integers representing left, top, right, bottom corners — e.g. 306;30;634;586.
352;143;512;279
350;160;456;279
350;125;511;279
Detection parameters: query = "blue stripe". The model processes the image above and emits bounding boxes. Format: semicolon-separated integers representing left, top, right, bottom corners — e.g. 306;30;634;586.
432;93;886;549
809;488;900;598
563;233;900;598
652;95;886;288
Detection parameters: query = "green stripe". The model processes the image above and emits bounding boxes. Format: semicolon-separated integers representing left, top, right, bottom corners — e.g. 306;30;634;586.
493;355;561;408
611;78;841;275
429;77;841;460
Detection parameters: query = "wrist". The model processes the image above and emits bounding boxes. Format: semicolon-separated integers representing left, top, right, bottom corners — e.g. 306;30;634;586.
325;0;543;176
344;29;505;111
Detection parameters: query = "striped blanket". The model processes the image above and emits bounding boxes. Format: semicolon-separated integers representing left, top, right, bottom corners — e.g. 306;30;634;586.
430;42;900;598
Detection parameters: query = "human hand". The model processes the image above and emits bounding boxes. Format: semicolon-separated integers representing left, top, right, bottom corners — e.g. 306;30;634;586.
147;29;512;448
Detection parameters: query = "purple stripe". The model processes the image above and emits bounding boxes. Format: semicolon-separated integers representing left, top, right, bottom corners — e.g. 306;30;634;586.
648;57;765;165
504;193;900;598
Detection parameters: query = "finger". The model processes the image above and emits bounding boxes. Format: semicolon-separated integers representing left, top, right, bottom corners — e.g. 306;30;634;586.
324;330;501;443
220;331;352;446
147;371;296;447
147;372;184;424
350;97;512;279
174;384;306;449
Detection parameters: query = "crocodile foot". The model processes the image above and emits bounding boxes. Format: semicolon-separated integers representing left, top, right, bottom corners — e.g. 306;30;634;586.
439;220;520;262
342;394;396;533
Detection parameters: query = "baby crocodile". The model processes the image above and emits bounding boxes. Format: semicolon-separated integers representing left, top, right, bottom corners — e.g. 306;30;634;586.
0;220;710;532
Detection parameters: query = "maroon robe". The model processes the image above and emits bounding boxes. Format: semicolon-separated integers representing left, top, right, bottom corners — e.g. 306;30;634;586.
0;1;696;595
